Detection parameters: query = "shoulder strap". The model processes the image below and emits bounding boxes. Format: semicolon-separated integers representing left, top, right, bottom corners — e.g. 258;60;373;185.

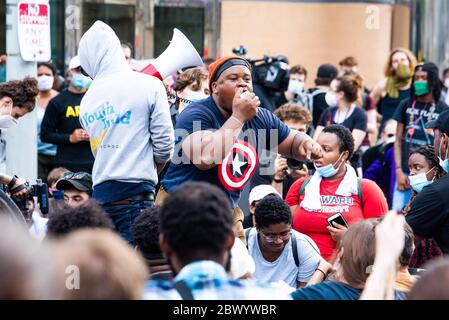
357;178;363;210
298;177;312;197
245;228;251;249
290;232;299;268
172;280;194;300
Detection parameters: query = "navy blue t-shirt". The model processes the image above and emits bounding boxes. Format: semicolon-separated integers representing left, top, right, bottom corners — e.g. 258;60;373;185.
292;281;361;300
161;97;290;208
291;281;407;300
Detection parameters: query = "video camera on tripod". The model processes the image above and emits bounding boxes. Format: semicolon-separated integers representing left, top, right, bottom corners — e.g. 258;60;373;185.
232;45;290;111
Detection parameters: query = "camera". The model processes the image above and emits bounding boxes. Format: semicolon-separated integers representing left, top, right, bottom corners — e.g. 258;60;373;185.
232;45;290;96
11;179;49;218
286;158;304;170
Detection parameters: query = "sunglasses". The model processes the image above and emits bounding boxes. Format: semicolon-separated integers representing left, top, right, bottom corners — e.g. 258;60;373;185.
63;172;90;180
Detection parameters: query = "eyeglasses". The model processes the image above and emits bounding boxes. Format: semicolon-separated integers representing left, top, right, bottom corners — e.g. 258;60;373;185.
63;172;90;180
259;230;291;242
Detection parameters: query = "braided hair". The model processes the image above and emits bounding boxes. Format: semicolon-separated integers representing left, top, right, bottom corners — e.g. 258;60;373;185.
403;145;444;213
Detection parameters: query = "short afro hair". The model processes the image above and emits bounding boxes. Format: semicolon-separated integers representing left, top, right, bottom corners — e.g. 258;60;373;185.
322;124;355;159
254;194;291;229
46;200;114;238
132;206;163;261
160;182;233;264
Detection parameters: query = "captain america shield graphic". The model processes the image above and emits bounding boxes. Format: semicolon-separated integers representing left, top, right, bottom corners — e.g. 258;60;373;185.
218;139;259;191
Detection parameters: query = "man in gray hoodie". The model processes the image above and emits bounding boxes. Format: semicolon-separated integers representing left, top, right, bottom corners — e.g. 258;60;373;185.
78;21;174;244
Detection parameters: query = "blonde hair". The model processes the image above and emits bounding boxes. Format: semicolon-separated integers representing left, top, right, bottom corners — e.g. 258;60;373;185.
53;229;149;299
384;48;417;78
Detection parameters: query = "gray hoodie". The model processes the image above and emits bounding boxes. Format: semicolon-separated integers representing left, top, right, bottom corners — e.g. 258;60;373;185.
78;21;174;187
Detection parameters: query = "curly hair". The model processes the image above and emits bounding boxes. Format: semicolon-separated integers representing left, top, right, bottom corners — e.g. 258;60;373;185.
322;124;355;159
174;67;209;92
274;103;312;126
132;206;163;260
160;182;233;264
254;194;291;229
0;77;39;112
46;200;114;238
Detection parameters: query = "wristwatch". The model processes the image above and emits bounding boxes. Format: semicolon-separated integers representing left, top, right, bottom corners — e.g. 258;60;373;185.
273;177;284;183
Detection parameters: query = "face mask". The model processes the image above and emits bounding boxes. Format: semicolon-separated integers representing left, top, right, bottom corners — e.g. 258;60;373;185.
395;63;412;80
409;168;435;193
37;75;54;91
288;79;304;95
315;153;344;178
71;73;90;90
185;90;208;102
325;91;338;107
438;140;449;174
444;78;449;89
0;103;18;128
414;81;430;96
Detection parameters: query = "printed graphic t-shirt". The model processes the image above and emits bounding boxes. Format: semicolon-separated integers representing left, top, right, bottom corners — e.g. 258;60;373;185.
393;98;447;173
162;96;290;208
285;177;387;260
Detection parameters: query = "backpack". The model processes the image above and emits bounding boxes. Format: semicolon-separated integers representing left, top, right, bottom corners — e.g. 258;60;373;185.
245;228;299;267
298;176;364;210
292;89;326;113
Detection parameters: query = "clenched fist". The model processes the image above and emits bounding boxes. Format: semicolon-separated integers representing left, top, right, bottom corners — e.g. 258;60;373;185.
231;87;260;123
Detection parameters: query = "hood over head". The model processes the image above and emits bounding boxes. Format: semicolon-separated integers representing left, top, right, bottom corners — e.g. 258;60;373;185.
78;20;129;79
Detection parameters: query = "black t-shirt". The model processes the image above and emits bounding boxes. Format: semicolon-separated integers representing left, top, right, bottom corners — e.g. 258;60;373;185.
40;89;94;173
406;174;449;254
317;105;368;132
393;98;447;173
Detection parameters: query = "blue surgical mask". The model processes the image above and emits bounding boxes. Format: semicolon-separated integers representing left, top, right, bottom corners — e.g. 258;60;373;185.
409;168;435;193
71;73;90;90
315;154;344;178
438;140;449;174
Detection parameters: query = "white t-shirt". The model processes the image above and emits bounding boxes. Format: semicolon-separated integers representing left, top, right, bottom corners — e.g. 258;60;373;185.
246;228;321;288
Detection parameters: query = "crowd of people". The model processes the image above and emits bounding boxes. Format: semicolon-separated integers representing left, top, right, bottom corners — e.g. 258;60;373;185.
1;20;449;300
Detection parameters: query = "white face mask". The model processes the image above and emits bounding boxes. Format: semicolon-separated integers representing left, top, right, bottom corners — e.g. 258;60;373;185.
444;78;449;89
288;79;304;95
37;75;54;91
325;91;338;107
185;90;208;102
0;103;18;128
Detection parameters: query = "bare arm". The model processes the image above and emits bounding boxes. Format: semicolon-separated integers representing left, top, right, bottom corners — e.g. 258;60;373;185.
352;129;367;151
360;211;405;300
369;79;386;106
393;122;410;190
181;88;260;170
313;125;324;141
278;130;323;161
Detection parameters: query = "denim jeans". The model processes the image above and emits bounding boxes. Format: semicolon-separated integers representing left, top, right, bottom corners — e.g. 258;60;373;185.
102;199;154;245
